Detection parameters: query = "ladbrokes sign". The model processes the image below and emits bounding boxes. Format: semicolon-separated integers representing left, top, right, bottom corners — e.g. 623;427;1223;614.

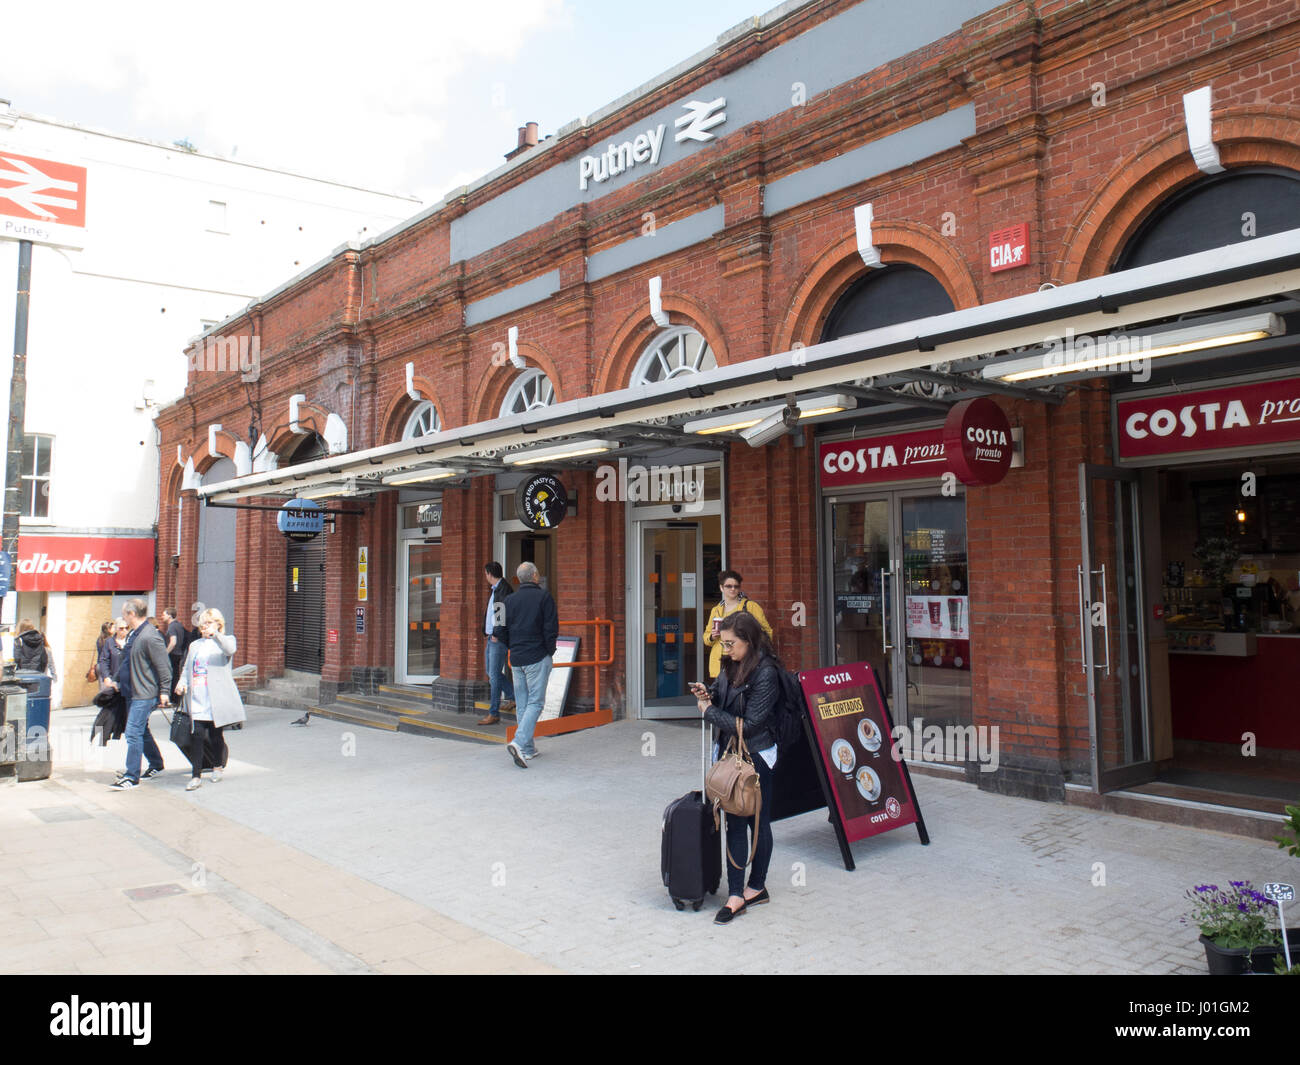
16;536;154;592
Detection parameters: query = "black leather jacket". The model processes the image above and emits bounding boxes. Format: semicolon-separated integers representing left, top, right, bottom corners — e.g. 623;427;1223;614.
704;653;780;753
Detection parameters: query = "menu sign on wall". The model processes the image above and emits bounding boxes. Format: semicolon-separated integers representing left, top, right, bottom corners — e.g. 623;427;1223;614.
1117;376;1300;459
799;661;921;844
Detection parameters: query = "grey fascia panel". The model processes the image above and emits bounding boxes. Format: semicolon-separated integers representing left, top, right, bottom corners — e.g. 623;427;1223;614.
449;0;1001;265
587;206;726;282
464;270;562;328
764;105;976;217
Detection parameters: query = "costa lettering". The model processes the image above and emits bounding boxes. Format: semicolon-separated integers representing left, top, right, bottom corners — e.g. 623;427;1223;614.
1117;377;1300;459
942;396;1013;486
819;429;948;487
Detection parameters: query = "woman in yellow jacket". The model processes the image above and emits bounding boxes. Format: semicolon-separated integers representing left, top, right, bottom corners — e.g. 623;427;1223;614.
703;570;773;679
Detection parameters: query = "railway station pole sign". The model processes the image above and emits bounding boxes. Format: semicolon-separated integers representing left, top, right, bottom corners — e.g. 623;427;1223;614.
0;150;88;250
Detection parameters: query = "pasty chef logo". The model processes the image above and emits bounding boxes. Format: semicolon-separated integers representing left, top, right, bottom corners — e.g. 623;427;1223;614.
1118;377;1300;458
516;473;568;530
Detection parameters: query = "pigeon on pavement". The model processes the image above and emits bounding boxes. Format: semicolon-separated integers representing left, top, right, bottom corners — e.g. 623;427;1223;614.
290;712;311;726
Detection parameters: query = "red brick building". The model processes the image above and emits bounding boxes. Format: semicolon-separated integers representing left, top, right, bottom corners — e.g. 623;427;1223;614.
155;0;1300;827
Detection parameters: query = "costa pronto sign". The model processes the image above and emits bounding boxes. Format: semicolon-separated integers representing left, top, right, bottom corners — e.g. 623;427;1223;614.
1118;376;1300;459
820;429;948;487
15;536;154;592
942;397;1013;486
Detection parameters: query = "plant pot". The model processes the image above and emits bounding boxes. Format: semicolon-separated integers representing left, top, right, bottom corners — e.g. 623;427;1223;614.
1199;929;1300;975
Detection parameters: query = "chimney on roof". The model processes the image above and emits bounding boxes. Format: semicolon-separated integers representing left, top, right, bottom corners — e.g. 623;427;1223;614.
505;121;540;161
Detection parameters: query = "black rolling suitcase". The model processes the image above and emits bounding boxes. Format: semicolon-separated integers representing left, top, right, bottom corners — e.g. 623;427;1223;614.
661;717;721;911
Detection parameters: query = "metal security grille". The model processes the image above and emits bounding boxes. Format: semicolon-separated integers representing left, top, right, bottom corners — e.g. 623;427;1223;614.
285;537;326;673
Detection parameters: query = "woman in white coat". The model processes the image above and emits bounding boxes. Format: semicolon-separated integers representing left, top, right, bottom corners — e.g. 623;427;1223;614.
173;608;246;791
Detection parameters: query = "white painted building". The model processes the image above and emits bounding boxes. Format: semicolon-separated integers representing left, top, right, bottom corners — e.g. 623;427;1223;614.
0;101;422;708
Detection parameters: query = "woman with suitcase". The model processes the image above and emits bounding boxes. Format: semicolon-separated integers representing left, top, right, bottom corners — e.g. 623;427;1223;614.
692;610;781;925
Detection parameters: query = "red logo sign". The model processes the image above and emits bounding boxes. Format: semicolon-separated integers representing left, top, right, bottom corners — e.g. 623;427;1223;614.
942;397;1013;486
1117;376;1300;459
820;430;947;487
989;223;1030;272
0;152;88;228
15;536;154;592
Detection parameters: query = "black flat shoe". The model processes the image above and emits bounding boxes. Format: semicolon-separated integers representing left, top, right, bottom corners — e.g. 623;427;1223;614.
714;901;747;924
744;888;770;906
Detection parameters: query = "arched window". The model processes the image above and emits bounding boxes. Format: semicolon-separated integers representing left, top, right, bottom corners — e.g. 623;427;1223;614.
632;327;716;386
820;264;955;343
403;400;440;440
500;369;555;417
1114;167;1300;270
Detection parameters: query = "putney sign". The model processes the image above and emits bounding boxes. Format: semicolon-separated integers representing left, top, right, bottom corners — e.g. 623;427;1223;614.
577;97;727;191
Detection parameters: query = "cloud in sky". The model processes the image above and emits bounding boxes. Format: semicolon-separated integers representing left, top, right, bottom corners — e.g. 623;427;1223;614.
5;0;571;200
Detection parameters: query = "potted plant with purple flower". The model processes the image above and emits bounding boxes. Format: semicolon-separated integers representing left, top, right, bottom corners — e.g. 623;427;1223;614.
1182;880;1295;974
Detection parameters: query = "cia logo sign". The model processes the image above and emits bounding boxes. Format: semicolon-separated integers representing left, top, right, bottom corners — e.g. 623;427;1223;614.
516;474;568;530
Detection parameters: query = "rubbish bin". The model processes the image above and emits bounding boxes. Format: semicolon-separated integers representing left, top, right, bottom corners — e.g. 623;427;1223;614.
12;670;52;782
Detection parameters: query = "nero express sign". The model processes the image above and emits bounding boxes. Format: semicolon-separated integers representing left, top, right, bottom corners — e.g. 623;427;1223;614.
277;499;324;542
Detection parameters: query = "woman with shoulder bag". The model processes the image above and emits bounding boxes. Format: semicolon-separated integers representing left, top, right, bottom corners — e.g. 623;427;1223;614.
692;609;781;925
173;608;246;791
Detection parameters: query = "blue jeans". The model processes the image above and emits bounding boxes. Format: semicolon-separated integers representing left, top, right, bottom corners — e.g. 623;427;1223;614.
510;657;552;757
725;750;774;898
123;697;164;784
485;638;515;715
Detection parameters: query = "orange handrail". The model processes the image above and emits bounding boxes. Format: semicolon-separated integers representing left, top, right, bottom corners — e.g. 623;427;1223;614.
506;618;616;740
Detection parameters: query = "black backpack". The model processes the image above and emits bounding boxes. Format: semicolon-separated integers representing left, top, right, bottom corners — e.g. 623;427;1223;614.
772;666;808;749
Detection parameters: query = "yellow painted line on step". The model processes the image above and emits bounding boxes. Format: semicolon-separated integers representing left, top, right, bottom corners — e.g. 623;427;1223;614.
399;717;506;743
311;708;399;732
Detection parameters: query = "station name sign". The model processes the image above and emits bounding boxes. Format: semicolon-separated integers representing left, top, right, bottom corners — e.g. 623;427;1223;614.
1117;376;1300;459
0;150;88;250
577;97;727;191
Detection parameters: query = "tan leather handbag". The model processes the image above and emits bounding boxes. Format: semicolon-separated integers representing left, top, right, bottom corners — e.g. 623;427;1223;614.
705;720;763;869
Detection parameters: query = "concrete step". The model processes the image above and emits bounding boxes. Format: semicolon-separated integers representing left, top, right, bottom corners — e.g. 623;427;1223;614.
309;695;509;745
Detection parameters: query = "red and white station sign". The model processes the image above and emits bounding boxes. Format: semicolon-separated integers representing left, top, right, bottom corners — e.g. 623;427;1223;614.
1117;376;1300;459
15;536;155;592
0;150;88;249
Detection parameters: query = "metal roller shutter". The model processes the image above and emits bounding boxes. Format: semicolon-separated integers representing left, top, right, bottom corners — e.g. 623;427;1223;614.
285;537;326;673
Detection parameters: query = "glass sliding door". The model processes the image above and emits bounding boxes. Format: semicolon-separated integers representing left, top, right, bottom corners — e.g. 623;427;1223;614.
640;521;704;719
401;540;441;682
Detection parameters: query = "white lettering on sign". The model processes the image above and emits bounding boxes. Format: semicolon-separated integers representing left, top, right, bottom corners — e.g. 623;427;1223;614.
1125;399;1252;440
578;124;666;191
821;671;852;684
989;242;1025;268
17;553;122;576
821;442;946;476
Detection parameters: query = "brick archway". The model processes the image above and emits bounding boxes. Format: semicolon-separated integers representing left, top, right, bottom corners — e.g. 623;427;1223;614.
597;292;730;395
469;340;564;423
379;377;444;445
1058;111;1300;284
775;222;979;351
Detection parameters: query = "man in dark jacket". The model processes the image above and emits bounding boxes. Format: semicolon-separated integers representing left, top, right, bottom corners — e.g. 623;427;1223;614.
478;561;517;726
503;561;558;768
111;597;172;790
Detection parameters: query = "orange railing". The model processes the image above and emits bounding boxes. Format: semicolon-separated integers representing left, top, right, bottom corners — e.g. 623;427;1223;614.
506;618;615;740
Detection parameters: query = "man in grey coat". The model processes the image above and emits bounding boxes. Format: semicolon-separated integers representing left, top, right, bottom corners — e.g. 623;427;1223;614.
111;598;171;790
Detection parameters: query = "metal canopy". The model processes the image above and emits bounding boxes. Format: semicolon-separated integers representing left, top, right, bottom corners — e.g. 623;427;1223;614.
198;227;1300;502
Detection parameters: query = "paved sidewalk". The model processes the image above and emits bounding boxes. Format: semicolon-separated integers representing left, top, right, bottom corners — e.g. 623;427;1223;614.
1;702;1294;974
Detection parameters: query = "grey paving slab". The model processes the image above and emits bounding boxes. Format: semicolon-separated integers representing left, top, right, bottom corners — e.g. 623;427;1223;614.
16;703;1299;974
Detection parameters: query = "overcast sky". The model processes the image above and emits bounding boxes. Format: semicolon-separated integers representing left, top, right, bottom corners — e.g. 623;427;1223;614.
4;0;775;205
